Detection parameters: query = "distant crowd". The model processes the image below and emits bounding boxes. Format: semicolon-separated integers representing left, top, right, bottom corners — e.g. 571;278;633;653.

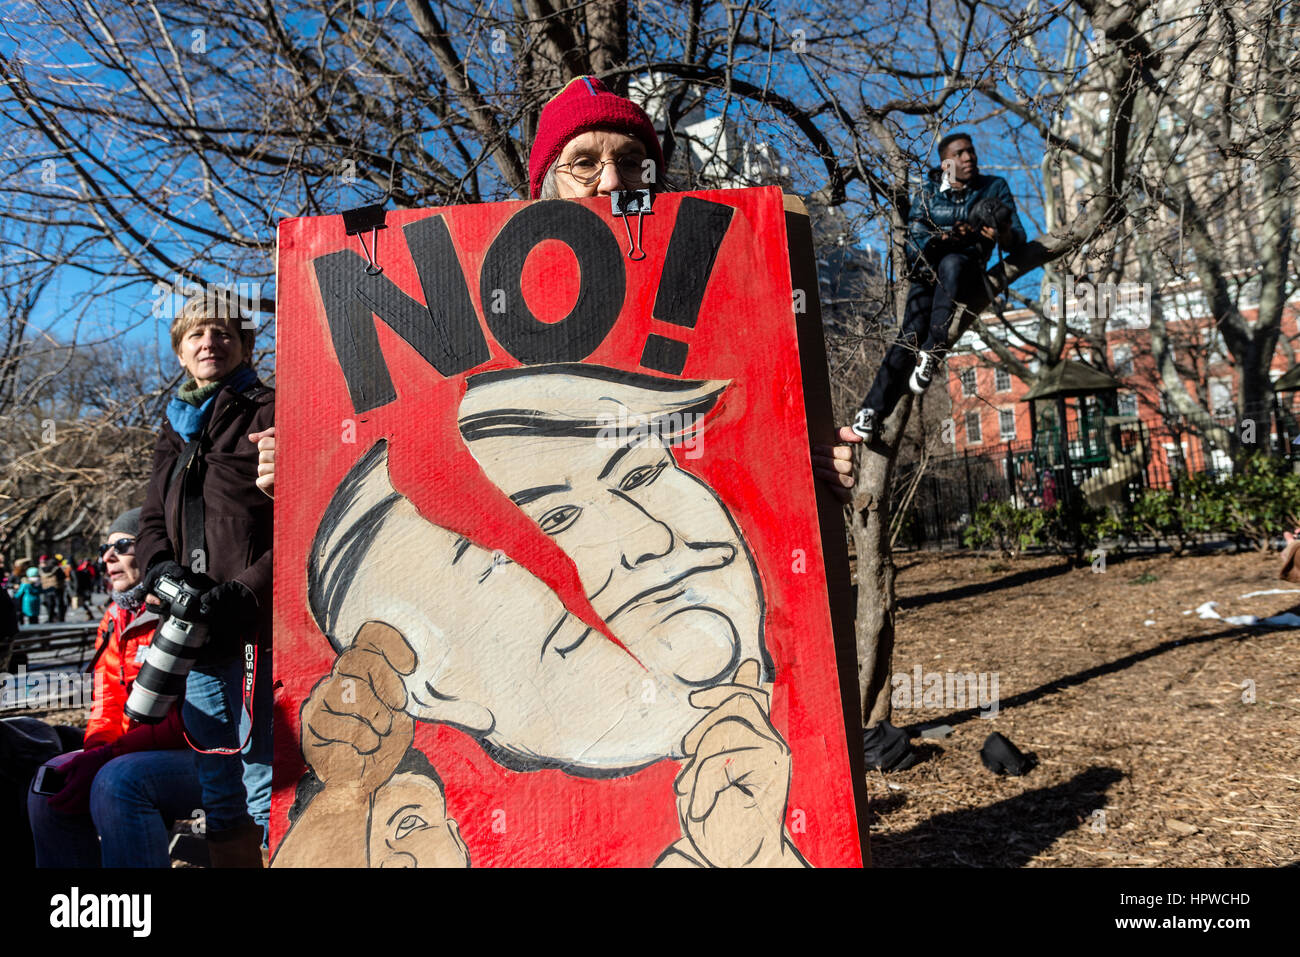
4;552;108;625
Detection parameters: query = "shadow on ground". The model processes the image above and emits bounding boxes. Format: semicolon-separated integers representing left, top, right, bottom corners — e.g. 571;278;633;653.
870;765;1125;867
897;560;1074;609
902;623;1261;733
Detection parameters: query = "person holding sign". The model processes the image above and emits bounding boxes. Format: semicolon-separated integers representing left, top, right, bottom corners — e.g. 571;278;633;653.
253;76;861;502
267;77;866;866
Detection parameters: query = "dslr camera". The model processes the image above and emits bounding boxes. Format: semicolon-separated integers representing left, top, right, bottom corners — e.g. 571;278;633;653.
123;574;209;724
966;196;1013;240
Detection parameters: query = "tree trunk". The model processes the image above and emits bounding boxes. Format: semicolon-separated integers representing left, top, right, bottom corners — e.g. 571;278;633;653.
852;395;913;725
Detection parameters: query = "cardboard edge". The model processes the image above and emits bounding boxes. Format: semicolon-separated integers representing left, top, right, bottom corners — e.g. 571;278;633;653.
783;192;872;867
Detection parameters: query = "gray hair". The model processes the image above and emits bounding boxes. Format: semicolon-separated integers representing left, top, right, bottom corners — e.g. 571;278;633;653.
538;159;560;200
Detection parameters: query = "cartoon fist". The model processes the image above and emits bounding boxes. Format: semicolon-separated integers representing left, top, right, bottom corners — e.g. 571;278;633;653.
673;659;803;867
300;621;415;792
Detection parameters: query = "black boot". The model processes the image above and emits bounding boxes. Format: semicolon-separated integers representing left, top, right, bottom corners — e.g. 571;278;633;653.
206;821;265;868
863;720;919;773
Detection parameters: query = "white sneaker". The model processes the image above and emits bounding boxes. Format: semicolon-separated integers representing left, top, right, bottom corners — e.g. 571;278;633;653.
909;352;938;394
851;407;877;442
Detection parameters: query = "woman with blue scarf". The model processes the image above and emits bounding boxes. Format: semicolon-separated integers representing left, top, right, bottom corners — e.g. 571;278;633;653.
136;291;275;867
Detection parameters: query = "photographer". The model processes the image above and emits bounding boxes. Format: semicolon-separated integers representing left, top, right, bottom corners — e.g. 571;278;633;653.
27;508;202;867
136;292;274;867
852;131;1027;444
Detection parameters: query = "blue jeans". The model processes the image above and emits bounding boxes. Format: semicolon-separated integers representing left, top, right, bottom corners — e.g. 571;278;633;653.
863;251;987;418
182;649;272;837
28;750;203;867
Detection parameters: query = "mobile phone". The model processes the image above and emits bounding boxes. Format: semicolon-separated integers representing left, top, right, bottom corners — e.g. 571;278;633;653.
32;765;67;796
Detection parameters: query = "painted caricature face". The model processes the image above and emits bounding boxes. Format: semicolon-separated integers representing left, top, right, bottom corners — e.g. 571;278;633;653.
368;772;469;868
449;366;767;770
466;430;762;688
311;368;770;775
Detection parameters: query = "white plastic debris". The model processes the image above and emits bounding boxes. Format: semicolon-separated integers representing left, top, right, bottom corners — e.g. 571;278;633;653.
1192;599;1300;628
1239;588;1300;599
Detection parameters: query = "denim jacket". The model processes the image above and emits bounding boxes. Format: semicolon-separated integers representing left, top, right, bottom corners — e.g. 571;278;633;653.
904;170;1027;269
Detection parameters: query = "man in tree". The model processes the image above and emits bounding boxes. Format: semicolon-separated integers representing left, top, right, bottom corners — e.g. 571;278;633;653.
852;132;1027;444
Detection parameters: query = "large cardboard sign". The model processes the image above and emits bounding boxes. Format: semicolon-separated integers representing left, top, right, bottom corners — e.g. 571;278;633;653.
271;187;866;867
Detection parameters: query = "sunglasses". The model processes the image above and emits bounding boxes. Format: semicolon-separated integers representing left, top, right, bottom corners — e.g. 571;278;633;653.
100;538;136;557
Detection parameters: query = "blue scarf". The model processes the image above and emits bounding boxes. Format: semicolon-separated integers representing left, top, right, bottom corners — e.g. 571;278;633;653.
166;364;257;441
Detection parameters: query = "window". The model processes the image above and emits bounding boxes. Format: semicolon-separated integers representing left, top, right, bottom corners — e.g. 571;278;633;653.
960;368;978;396
965;411;983;445
1209;377;1234;418
1113;345;1134;377
999;408;1017;442
995;367;1012;392
1118;393;1138;417
1164;441;1186;478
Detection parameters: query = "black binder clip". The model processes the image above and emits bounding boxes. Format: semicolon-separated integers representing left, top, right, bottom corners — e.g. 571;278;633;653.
611;189;652;261
341;203;388;276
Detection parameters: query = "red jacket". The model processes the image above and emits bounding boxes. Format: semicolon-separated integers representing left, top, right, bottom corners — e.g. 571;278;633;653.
84;601;186;753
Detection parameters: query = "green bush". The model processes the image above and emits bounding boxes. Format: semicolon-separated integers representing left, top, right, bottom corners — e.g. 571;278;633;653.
1041;501;1109;557
1213;454;1300;549
958;455;1300;558
962;500;1046;558
1127;488;1192;554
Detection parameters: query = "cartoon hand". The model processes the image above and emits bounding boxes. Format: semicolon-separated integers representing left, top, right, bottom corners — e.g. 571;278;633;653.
673;659;801;868
300;621;415;792
249;427;275;499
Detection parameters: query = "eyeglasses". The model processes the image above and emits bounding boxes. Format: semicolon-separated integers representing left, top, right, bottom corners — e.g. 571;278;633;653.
99;538;136;557
555;155;650;187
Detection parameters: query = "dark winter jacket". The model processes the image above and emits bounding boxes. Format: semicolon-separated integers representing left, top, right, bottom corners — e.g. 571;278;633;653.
904;169;1027;270
136;371;274;658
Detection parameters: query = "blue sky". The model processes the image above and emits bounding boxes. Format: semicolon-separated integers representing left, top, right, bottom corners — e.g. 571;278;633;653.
2;2;1072;373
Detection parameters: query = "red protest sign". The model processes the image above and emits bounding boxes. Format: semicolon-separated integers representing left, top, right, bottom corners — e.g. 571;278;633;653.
270;187;865;867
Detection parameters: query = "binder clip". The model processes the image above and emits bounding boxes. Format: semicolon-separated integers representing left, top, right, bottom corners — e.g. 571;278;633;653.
611;189;652;261
341;203;388;276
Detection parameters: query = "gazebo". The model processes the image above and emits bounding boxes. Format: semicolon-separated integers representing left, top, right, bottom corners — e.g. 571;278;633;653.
1021;361;1123;553
1022;360;1123;471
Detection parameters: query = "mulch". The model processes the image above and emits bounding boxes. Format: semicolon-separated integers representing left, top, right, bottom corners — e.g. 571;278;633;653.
17;550;1297;868
867;548;1300;867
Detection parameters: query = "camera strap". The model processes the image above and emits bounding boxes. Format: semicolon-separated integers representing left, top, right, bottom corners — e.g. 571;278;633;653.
182;640;258;756
169;376;270;757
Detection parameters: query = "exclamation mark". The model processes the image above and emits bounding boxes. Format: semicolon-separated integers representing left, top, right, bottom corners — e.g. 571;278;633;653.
640;197;735;375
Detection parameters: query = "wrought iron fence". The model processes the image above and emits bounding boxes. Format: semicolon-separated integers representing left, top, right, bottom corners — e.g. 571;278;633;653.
892;406;1285;550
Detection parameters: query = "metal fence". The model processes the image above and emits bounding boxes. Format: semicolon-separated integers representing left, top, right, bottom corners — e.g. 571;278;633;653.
893;409;1284;550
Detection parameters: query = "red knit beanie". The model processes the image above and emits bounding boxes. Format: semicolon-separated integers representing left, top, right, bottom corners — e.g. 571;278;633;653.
529;76;666;199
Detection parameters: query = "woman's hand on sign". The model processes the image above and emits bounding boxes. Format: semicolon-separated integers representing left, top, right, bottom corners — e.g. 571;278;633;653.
249;427;276;499
299;621;415;793
811;426;861;504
